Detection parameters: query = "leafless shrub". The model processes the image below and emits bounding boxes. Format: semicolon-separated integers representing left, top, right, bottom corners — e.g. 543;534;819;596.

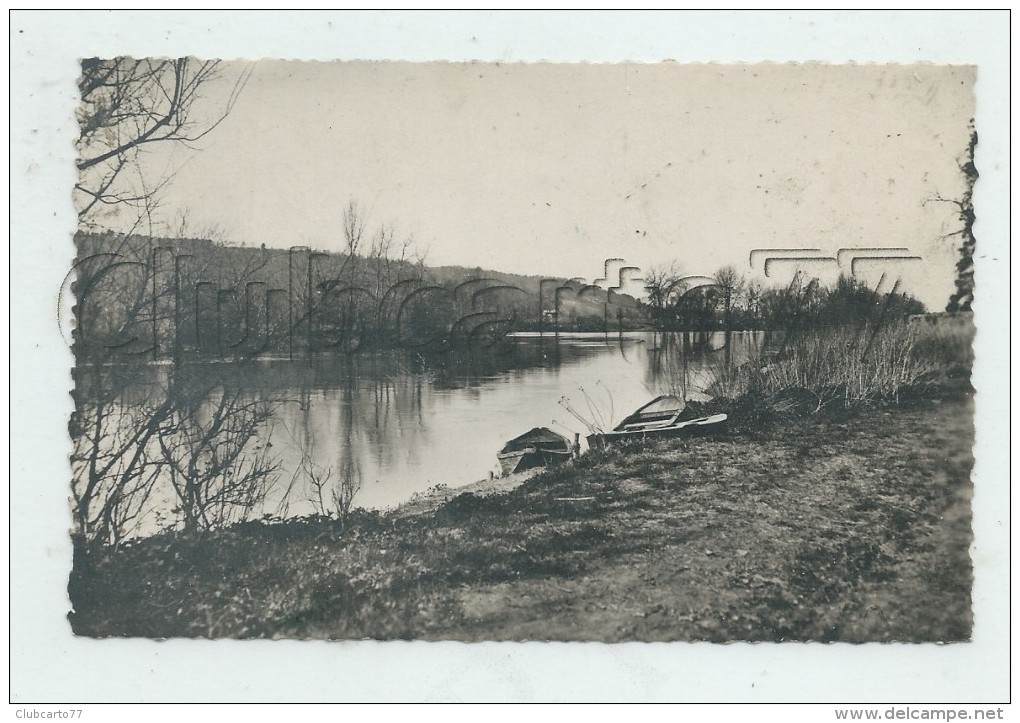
295;442;361;522
302;456;336;518
154;384;282;531
331;465;362;522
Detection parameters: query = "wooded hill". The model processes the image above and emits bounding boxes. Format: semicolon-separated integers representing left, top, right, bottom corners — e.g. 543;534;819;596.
73;231;647;363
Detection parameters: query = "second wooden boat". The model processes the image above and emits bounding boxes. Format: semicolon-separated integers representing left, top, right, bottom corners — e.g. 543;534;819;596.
586;395;728;450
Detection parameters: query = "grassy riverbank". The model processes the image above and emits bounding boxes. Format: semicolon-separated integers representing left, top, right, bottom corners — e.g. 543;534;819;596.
70;387;973;642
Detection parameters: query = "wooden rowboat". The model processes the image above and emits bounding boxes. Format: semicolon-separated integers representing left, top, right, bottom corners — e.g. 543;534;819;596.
497;427;573;476
586;395;728;450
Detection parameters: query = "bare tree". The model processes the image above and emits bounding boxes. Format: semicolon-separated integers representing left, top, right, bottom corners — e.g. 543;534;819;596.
70;234;182;552
71;58;267;553
298;446;361;523
70;365;175;552
69;234;281;550
643;262;686;329
714;265;746;329
341;199;366;258
743;278;764;321
309;200;430;352
75;57;251;229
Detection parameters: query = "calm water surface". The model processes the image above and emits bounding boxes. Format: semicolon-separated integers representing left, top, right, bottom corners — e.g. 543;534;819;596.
259;331;759;511
96;331;763;534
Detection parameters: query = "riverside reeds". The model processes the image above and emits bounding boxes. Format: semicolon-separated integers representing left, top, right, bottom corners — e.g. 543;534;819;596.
701;317;973;410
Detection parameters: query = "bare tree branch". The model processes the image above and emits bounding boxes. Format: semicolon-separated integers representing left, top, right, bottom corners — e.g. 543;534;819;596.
76;57;253;226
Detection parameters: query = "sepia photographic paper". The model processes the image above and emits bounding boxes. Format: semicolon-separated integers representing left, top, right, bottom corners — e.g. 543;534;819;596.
10;10;1010;705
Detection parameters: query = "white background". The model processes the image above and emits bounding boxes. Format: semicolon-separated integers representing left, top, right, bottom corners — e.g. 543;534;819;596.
8;10;1011;705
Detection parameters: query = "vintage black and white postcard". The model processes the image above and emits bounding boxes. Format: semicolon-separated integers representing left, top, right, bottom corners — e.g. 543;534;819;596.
11;10;1010;705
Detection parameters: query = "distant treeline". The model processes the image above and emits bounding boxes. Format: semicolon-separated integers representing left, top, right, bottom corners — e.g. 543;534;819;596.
72;231;643;364
641;264;926;332
73;229;929;366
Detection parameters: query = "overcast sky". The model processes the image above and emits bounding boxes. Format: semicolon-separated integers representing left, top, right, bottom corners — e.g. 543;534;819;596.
134;61;974;309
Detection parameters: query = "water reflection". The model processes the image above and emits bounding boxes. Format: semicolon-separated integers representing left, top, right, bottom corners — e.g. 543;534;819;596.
258;331;760;511
86;332;764;528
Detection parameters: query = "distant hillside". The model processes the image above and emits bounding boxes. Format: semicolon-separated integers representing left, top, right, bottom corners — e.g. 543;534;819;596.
73;231;651;358
427;263;644;315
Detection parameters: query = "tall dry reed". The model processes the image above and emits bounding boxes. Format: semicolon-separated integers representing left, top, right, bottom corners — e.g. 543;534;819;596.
695;318;972;410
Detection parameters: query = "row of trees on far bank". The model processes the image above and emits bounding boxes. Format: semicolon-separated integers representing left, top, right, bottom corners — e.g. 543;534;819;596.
642;263;927;332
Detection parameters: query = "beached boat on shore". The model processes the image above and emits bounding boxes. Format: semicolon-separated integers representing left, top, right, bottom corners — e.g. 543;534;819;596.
497;427;573;476
587;395;727;450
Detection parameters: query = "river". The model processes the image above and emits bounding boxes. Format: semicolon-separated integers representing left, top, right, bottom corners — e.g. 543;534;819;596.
258;330;760;512
77;331;765;536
